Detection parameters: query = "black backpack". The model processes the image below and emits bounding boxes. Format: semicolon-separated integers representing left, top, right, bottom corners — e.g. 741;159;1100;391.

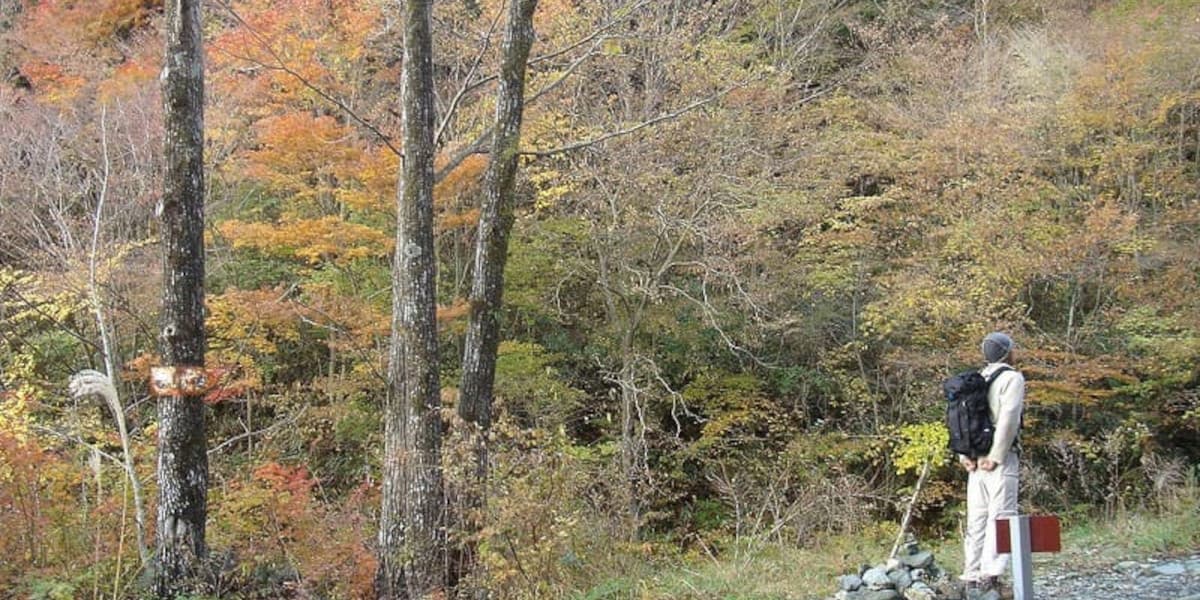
944;367;1012;457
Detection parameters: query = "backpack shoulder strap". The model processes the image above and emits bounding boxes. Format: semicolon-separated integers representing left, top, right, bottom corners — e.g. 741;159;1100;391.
985;365;1013;385
984;365;1023;453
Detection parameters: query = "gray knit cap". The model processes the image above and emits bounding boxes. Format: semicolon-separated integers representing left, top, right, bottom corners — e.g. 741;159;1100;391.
981;332;1014;363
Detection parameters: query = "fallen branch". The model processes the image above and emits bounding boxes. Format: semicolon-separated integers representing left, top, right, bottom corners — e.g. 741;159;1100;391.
890;459;931;560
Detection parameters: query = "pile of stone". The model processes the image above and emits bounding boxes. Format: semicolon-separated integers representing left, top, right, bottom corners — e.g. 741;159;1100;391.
828;540;957;600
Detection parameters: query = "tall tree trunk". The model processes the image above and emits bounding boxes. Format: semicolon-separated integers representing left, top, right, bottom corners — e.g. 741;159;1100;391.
155;0;208;595
455;0;539;590
378;1;445;598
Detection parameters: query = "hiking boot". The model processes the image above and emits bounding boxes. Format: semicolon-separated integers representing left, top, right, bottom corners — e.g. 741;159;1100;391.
940;579;970;600
960;578;1001;600
994;583;1015;600
965;588;1002;600
980;576;1014;600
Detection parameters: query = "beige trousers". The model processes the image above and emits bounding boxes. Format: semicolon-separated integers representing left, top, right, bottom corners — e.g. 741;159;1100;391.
961;452;1019;582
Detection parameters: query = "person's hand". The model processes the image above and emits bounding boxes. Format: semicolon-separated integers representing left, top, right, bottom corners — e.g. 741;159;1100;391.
959;456;977;472
978;458;997;471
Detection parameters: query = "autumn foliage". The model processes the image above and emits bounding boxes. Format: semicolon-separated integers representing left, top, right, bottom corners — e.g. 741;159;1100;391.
2;0;1200;597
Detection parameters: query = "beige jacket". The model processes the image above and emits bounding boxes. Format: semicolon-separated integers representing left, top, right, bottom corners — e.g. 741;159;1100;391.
980;362;1025;464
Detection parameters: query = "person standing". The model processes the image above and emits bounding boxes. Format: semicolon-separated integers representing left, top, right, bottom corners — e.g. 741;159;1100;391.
960;331;1026;596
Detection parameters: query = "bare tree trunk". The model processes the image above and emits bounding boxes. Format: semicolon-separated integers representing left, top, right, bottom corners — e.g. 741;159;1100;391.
155;0;208;595
617;337;644;541
594;236;649;541
378;1;445;598
454;0;538;590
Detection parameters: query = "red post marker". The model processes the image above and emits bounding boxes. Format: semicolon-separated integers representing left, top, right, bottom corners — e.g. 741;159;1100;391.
995;515;1062;554
994;515;1061;600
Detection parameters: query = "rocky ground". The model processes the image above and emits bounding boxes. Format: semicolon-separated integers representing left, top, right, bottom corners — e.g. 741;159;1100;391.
829;546;1200;600
1033;553;1200;600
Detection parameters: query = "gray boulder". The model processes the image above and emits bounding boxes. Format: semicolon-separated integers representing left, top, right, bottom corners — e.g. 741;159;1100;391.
839;574;864;592
899;551;935;569
863;590;901;600
863;567;894;589
888;568;913;592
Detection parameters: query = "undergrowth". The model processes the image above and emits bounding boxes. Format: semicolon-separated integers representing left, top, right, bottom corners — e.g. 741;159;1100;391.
572;478;1200;600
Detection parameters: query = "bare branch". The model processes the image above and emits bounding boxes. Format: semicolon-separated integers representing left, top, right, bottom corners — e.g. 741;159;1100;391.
433;1;648;183
435;132;493;185
208;406;306;456
33;425;128;469
528;0;651;68
521;84;733;158
436;6;505;146
431;34;605;185
453;0;651;98
1;284;102;354
660;276;774;369
525;35;607;106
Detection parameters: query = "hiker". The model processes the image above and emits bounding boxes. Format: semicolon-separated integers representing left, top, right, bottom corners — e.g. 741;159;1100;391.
959;331;1026;596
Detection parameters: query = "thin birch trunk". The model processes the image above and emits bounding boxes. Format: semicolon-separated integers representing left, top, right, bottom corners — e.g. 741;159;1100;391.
89;108;150;566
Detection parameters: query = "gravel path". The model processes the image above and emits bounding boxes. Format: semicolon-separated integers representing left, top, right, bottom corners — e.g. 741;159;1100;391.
827;543;1200;600
1033;553;1200;600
